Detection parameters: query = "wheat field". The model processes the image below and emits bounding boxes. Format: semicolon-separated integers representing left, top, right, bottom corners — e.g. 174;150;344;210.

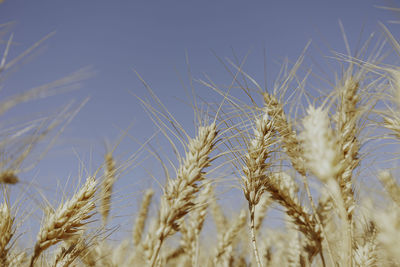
3;4;400;267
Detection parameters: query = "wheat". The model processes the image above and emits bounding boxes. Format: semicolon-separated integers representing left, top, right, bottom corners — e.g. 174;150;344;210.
300;106;341;182
100;153;116;227
0;201;13;266
241;110;274;267
210;191;228;234
133;188;154;247
142;123;218;266
335;76;360;219
180;182;211;267
300;105;353;266
214;209;247;267
263;93;305;176
30;176;97;267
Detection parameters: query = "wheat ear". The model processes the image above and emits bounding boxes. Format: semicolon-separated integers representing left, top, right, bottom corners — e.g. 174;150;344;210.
142;123;218;267
214;209;247;267
263;93;305;175
265;172;322;261
0;201;14;266
52;238;86;267
132;188;154;246
335;77;360;219
241;110;274;267
300;106;352;266
100;153;116;226
30;176;97;267
210;191;228;234
354;221;377;267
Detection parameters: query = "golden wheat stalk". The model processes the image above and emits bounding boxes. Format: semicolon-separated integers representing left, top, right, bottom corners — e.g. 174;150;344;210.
132;188;154;247
29;176;97;267
100;153;116;226
142;123;218;267
210;191;228;235
214;209;247;266
263;92;334;264
263;93;305;175
300;105;352;266
0;201;13;266
241;110;274;267
335;77;360;219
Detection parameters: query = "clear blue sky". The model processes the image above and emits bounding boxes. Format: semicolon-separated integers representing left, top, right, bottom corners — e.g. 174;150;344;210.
0;0;397;240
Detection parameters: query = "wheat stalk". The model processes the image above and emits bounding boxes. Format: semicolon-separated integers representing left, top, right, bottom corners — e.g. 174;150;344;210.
300;105;352;266
263;93;305;175
133;188;154;246
335;77;360;219
214;209;247;267
142;123;218;267
100;153;116;226
210;191;228;235
265;172;323;261
241;110;274;267
30;176;97;267
0;201;13;266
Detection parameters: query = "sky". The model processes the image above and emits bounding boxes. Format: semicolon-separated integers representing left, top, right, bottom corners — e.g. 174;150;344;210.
0;0;398;240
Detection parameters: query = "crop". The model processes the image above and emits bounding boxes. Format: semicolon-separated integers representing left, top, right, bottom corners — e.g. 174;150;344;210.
3;6;400;267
